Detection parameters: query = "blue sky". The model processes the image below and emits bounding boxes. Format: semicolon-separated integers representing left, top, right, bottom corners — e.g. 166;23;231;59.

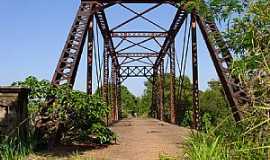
0;0;218;96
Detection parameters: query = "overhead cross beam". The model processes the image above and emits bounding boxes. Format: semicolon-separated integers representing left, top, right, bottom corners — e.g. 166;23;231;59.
117;52;159;57
120;66;153;78
111;32;168;38
81;0;179;4
119;57;154;65
111;3;163;31
116;36;159;53
117;3;166;31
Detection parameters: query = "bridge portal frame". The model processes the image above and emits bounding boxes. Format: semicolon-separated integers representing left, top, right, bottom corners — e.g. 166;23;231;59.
52;0;249;130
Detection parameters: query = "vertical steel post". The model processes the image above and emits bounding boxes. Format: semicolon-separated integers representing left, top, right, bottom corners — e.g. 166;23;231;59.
191;11;201;130
159;59;164;121
170;42;176;124
103;42;109;104
87;15;94;95
111;60;117;121
151;67;158;118
117;66;122;119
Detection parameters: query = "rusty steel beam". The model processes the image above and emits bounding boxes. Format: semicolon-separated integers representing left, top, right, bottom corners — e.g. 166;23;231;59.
103;43;110;104
119;56;154;65
119;3;167;31
158;59;164;121
52;3;95;86
154;7;187;67
87;15;94;95
82;0;179;3
151;67;158;118
116;66;122;119
111;3;164;31
117;36;158;53
111;32;168;38
191;12;201;130
169;42;176;124
196;15;248;122
117;52;159;57
95;10;119;66
52;2;113;86
203;20;233;67
120;66;153;78
111;60;117;121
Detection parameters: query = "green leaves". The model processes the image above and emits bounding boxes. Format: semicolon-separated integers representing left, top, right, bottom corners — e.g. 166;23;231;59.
180;0;244;22
184;132;229;160
13;76;114;145
90;123;116;144
185;1;270;158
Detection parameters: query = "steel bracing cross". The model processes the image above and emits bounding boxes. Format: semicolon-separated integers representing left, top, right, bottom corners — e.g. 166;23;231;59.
52;0;249;129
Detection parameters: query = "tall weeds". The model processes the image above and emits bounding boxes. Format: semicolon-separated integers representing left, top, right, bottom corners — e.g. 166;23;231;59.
0;135;32;160
184;0;270;159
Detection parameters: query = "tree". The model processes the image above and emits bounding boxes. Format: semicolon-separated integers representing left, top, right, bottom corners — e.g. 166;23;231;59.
94;84;139;118
184;1;270;159
200;80;230;126
12;76;115;147
138;74;193;125
120;85;139;118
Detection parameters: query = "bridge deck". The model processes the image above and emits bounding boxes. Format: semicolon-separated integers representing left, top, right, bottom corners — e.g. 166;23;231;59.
85;118;191;160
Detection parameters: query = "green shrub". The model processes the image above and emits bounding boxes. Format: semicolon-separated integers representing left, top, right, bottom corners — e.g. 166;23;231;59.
180;110;192;127
90;123;116;144
184;116;269;160
12;76;115;147
184;132;229;160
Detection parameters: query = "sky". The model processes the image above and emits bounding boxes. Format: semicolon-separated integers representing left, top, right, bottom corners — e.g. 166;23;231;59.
0;0;219;96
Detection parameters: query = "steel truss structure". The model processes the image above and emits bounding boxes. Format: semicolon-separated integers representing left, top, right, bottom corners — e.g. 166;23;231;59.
52;0;249;129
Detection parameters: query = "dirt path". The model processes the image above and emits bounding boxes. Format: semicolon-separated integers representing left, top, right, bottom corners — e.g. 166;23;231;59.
81;118;190;160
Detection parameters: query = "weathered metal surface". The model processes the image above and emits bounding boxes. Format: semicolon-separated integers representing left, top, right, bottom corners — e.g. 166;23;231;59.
158;59;164;121
51;0;249;129
120;66;153;79
169;42;176;124
117;53;159;58
112;59;118;121
151;67;158;118
52;3;95;86
103;42;110;104
81;0;179;3
87;15;94;95
116;66;122;119
191;13;201;130
111;32;168;38
196;15;248;122
95;10;119;66
155;7;187;67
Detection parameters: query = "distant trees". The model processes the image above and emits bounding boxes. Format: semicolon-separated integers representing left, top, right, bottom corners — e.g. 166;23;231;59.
120;85;139;118
137;74;192;122
200;80;230;126
137;74;229;127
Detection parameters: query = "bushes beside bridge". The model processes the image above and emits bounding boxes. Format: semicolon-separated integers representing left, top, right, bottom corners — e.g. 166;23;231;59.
0;76;116;159
183;0;270;159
